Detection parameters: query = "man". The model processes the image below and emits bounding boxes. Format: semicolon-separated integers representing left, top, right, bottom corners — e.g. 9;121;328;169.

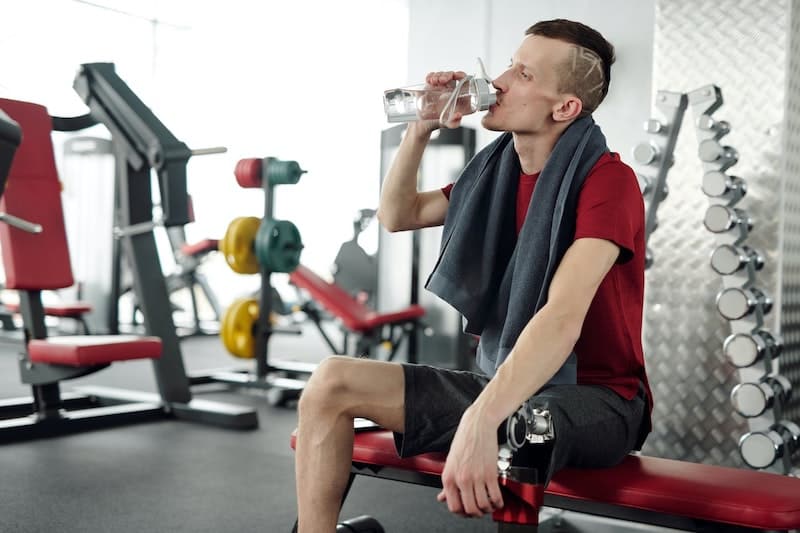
294;19;652;532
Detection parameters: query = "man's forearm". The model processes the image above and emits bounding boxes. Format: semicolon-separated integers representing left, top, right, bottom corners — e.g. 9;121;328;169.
377;124;433;232
468;304;582;428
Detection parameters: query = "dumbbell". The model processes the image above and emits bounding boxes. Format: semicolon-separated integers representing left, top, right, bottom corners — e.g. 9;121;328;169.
709;244;763;276
723;330;782;368
715;286;772;321
731;375;792;418
739;420;800;470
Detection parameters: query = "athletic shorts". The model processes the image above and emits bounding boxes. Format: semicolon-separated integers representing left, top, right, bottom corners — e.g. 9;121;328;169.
393;363;648;485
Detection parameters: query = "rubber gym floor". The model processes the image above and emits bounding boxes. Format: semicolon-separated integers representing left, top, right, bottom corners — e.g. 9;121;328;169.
0;324;498;533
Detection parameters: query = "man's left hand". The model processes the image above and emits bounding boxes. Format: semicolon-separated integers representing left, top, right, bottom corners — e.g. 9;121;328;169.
436;407;504;516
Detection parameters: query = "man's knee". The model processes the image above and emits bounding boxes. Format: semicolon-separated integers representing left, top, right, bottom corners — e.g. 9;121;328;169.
299;356;351;412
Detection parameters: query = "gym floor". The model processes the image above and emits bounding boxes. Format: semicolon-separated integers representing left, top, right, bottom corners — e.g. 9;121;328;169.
0;324;498;533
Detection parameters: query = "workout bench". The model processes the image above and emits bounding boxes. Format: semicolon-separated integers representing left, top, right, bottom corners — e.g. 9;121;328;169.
290;428;800;532
289;264;425;361
0;97;167;441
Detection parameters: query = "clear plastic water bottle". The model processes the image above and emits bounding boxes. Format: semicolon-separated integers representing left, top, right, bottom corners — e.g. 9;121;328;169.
383;59;497;124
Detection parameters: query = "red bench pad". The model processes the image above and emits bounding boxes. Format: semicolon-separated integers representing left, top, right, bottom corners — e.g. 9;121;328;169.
181;238;219;257
290;429;800;531
5;301;92;317
289;264;425;333
28;335;162;366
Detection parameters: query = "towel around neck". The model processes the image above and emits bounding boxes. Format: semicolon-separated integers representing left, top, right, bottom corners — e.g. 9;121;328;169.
425;115;609;380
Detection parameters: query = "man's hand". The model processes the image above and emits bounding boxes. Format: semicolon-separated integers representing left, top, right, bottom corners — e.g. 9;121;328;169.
436;406;504;516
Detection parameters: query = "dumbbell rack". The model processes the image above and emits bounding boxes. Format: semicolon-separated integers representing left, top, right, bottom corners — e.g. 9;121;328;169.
189;157;315;406
634;85;797;474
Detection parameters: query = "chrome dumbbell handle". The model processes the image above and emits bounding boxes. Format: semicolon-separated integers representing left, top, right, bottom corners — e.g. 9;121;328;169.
701;170;746;203
739;420;800;470
716;286;772;321
710;244;763;276
731;375;792;418
0;212;42;233
723;330;782;368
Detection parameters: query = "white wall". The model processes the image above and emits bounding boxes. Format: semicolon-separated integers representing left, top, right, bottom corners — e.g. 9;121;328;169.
1;0;409;306
406;0;656;158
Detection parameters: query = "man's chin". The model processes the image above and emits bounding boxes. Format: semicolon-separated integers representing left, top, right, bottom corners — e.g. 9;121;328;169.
480;115;502;132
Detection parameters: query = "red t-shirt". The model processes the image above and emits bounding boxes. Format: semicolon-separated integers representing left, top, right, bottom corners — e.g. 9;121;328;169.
442;152;652;420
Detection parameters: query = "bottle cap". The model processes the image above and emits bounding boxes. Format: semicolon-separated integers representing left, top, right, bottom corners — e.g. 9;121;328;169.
473;78;497;110
474;58;497;110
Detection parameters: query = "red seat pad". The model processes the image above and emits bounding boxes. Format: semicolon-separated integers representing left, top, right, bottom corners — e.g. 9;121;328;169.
5;301;92;317
289;265;425;333
28;335;162;366
290;429;800;531
181;238;219;257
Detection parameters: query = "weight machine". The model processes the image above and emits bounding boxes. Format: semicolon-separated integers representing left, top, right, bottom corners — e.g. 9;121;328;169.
71;62;257;429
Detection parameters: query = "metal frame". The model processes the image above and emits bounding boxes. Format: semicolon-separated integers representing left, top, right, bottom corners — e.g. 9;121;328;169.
71;62;258;429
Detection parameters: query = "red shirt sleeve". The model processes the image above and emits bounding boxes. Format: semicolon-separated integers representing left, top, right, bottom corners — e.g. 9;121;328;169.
574;153;643;264
441;183;454;200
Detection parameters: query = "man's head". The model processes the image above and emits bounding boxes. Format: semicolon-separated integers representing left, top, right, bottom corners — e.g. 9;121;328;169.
482;19;615;134
526;19;615;116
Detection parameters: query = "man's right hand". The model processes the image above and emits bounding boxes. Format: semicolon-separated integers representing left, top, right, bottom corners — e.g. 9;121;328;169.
414;70;470;134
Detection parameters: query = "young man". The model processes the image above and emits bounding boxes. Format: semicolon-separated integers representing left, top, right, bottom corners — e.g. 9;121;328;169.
294;19;652;532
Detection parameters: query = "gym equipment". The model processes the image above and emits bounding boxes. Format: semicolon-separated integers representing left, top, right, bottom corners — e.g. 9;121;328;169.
0;98;168;441
71;63;258;429
633;84;795;474
160;194;224;336
331;208;378;306
290;426;800;532
631;90;687;268
378;125;477;369
688;85;792;474
289;265;425;360
220;297;259;359
220;216;262;274
190;156;312;405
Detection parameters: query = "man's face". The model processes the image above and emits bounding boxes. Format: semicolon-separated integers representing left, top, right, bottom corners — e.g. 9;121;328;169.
481;35;571;134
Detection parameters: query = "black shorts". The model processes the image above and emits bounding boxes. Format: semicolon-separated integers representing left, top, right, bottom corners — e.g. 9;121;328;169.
393;363;648;484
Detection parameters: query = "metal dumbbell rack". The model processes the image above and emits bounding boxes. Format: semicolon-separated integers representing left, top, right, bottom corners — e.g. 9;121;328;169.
190;157;314;406
634;85;797;474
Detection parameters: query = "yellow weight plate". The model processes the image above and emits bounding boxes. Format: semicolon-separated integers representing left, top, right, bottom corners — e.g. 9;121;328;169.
220;216;261;274
221;297;259;358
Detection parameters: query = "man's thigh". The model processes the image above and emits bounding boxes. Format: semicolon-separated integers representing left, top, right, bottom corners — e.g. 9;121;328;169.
393;363;489;457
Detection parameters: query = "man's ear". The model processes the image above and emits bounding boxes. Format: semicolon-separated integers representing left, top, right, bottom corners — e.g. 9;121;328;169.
552;95;583;122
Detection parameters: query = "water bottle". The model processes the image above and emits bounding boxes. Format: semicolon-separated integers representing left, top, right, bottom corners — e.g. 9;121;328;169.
383;59;497;124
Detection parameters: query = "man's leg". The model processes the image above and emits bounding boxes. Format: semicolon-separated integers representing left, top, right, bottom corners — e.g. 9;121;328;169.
295;356;405;533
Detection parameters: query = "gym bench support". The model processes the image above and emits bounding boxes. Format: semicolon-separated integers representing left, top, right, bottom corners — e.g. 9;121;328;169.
289;264;426;361
290;429;800;532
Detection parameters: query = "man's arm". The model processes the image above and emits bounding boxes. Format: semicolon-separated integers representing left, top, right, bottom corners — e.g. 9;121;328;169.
437;237;620;516
377;71;468;232
376;121;449;232
471;236;620;424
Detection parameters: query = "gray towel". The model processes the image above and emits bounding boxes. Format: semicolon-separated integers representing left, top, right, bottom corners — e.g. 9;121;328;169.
425;116;608;379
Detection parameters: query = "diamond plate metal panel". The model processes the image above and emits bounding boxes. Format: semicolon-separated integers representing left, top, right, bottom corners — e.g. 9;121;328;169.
645;0;799;470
